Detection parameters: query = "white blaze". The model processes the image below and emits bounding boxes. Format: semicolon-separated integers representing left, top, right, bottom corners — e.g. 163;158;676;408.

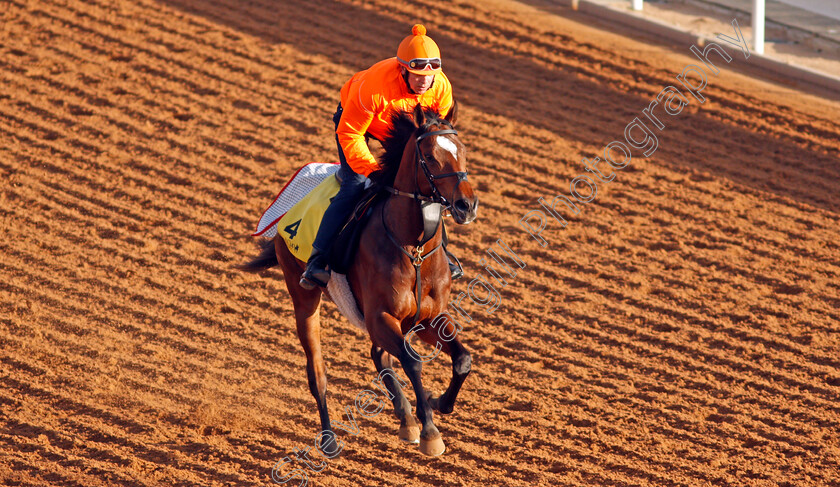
436;136;458;159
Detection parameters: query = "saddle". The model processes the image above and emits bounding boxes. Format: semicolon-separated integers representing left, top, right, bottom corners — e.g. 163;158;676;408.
327;187;388;275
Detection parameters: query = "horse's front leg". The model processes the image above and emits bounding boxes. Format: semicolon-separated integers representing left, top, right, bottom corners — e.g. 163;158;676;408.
429;337;471;415
398;345;445;456
369;312;446;457
412;322;472;415
370;345;419;443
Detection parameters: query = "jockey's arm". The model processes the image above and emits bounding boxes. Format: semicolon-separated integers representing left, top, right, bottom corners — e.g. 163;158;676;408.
336;87;379;178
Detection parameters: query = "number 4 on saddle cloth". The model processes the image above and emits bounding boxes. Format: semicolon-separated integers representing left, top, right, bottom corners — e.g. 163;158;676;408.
252;162;387;275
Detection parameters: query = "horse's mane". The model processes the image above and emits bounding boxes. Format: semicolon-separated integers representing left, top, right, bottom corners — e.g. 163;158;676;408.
369;107;449;187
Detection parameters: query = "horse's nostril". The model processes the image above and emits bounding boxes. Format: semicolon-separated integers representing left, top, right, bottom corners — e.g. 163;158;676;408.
454;199;470;213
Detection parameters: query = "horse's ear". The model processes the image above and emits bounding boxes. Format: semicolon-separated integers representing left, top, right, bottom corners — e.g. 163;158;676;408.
444;99;458;126
413;103;426;128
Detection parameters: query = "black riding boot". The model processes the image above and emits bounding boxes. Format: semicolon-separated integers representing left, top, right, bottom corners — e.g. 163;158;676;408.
300;168;367;289
440;221;463;280
300;199;355;289
446;249;464;280
300;247;331;290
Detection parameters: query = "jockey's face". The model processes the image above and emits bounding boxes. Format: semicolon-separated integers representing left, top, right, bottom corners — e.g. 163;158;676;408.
407;72;435;94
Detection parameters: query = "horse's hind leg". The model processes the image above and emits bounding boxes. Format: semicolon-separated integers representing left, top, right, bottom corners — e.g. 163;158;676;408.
370;345;419;443
276;238;340;457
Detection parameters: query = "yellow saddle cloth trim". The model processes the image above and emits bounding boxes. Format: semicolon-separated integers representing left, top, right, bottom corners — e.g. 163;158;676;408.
277;174;340;261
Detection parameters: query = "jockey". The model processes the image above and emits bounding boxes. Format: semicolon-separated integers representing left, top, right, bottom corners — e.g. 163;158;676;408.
300;24;463;290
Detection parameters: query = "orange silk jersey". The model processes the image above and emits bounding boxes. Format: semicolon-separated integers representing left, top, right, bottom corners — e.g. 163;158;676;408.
337;57;453;177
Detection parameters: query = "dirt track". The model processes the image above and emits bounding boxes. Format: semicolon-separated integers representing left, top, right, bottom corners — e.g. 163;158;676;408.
2;0;840;485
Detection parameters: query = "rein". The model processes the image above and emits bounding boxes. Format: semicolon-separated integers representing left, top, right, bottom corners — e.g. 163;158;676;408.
382;123;467;328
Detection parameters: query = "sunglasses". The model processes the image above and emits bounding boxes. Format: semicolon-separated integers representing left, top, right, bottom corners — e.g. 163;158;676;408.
403;57;442;71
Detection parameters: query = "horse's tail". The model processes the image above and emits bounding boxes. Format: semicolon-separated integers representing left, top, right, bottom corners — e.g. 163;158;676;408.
238;238;278;272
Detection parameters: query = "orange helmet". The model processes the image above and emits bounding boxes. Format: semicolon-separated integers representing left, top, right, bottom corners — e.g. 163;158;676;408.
396;24;442;75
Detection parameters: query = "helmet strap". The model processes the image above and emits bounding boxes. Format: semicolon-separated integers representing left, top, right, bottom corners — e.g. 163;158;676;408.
401;67;413;93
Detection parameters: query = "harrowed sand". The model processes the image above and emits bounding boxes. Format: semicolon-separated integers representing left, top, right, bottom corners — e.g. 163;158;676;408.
2;0;840;485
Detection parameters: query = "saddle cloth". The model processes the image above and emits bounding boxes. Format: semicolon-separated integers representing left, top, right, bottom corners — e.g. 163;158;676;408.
276;172;339;262
252;162;339;246
253;162;367;332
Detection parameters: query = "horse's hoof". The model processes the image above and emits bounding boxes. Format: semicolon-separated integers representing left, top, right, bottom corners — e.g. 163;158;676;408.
425;391;441;410
320;446;341;459
427;394;453;414
428;395;440;411
316;431;342;458
399;424;420;444
419;435;446;456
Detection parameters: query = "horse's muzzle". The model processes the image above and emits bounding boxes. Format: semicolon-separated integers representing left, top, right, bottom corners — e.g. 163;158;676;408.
451;197;478;224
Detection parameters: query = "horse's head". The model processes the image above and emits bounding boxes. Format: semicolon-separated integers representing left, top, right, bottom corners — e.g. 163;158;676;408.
408;102;478;224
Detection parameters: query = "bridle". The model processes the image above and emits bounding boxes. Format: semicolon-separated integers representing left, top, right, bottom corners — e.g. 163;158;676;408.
382;121;470;331
386;121;469;208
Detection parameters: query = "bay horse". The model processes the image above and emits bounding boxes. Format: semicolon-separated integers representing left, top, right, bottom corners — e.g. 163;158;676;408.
242;102;478;457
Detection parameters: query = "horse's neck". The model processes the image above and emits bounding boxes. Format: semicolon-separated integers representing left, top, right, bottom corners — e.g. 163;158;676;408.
384;147;437;245
383;191;427;245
